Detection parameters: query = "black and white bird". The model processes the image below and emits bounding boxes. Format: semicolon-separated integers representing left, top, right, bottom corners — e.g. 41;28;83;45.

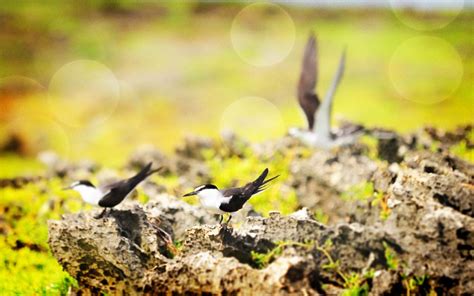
183;168;279;224
64;162;161;218
289;33;365;149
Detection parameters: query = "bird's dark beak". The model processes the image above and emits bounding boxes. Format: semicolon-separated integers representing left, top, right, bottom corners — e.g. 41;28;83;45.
183;191;197;197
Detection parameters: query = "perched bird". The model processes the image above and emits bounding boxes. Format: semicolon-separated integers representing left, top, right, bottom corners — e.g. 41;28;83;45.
64;162;161;218
183;168;279;224
290;33;365;149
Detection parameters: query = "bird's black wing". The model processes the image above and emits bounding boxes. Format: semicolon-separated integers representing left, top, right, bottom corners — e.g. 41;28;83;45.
297;32;320;130
219;168;279;213
98;162;160;207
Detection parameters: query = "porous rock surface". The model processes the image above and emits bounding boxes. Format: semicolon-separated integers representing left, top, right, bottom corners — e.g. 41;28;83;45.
48;126;473;295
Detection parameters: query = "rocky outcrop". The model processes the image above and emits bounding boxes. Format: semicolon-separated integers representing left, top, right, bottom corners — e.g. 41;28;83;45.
47;127;473;295
48;166;473;295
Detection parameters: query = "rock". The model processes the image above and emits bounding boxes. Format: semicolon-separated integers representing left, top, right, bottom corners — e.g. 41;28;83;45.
48;203;171;294
38;150;98;178
175;135;214;160
370;270;402;296
289;148;378;223
127;145;171;173
47;127;474;295
143;193;218;238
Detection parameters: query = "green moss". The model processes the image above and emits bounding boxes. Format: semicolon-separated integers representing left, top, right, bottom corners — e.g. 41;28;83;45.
0;154;45;178
0;178;79;295
341;182;375;202
0;241;77;295
313;209;329;224
450;130;474;163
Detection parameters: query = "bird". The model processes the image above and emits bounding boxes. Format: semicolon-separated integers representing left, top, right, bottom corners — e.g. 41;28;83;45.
289;33;365;149
183;168;279;225
64;162;161;219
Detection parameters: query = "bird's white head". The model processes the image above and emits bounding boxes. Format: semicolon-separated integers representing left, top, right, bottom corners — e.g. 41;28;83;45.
64;180;102;206
183;184;220;199
65;180;95;191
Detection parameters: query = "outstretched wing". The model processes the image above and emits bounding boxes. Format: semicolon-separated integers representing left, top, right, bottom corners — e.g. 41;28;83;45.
314;48;346;139
219;168;279;212
297;33;320;130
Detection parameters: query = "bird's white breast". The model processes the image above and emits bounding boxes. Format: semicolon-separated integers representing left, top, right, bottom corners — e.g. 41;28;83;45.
197;189;228;214
73;185;104;206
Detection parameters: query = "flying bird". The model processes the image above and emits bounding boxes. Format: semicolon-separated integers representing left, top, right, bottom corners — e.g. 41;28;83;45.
290;33;364;149
183;168;279;224
64;162;161;218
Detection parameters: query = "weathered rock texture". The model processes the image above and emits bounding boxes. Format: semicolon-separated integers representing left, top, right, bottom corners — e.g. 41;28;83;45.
48;126;473;295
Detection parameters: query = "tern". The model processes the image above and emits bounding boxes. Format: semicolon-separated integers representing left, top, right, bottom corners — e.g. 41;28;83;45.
289;33;364;149
183;168;279;224
64;162;161;218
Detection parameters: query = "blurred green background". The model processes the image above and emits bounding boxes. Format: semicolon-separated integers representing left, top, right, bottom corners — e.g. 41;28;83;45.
0;1;472;294
0;1;472;167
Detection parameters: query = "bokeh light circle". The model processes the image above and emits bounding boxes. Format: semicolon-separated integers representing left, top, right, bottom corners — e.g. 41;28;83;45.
220;96;285;142
48;60;120;127
2;113;71;157
231;2;295;67
389;36;463;105
389;0;464;31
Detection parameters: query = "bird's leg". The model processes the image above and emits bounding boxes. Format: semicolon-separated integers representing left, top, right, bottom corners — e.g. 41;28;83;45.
225;214;233;225
219;215;224;224
94;208;107;219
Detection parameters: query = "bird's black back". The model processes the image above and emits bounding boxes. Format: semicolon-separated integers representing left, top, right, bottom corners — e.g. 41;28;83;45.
219;168;278;213
98;162;158;208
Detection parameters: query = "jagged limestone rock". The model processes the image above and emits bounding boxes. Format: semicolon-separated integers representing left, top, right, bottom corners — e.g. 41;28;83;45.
48;203;171;294
47;132;474;295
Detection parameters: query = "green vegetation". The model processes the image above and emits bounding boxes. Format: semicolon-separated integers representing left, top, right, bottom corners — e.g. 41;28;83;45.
450;129;474;163
341;181;375;202
313;209;329;224
383;242;400;271
316;239;373;295
343;181;391;221
0;180;79;294
371;191;391;221
250;240;314;269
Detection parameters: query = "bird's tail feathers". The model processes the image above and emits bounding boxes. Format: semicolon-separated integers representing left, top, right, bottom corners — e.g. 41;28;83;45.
255;171;279;194
253;168;269;185
130;162;160;186
146;166;162;178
